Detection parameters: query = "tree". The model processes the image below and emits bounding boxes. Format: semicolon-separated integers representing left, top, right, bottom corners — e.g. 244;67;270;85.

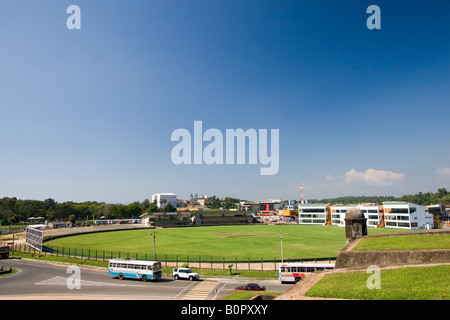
44;198;57;209
125;203;142;218
148;203;159;213
140;199;150;211
68;214;77;226
163;203;176;213
437;188;448;199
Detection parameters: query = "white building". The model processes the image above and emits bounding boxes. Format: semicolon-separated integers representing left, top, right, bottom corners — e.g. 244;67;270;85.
383;201;434;230
298;203;329;225
358;205;383;228
152;193;177;209
330;205;383;228
329;205;350;227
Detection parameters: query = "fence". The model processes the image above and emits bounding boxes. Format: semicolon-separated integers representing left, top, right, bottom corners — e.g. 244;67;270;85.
0;225;25;235
6;242;336;271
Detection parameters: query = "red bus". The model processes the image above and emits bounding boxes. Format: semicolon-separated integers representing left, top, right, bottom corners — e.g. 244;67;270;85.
279;262;335;283
0;246;10;259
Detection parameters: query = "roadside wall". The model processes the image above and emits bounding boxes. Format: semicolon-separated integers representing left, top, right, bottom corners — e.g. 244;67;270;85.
336;249;450;269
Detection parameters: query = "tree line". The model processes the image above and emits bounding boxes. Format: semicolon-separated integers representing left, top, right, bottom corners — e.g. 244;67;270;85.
204;195;244;210
317;188;450;206
0;198;149;225
1;188;448;224
0;195;241;225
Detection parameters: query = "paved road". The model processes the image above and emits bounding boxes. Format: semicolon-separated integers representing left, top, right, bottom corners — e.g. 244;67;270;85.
0;259;290;300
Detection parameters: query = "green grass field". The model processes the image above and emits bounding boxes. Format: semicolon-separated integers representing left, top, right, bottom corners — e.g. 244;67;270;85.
43;224;409;261
353;233;450;251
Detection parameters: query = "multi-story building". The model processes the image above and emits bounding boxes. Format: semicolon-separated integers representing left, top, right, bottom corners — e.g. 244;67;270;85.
329;205;350;226
301;203;386;228
298;203;329;225
426;204;448;220
237;201;260;212
383;201;433;229
359;205;383;228
259;199;283;215
152;193;177;209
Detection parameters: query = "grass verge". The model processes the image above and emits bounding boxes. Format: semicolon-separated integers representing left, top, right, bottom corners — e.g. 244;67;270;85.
0;268;17;277
305;265;450;300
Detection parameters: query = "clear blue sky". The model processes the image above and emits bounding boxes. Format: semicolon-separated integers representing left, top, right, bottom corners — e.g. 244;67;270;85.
0;0;449;203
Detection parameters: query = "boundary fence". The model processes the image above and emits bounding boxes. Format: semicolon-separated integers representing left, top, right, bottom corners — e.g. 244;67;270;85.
6;242;336;271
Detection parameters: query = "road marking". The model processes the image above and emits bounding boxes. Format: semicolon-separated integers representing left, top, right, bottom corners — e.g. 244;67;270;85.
182;281;219;300
35;276;145;287
174;281;197;299
212;282;227;299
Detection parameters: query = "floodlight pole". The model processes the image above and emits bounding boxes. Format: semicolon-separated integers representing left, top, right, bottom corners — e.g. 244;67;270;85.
280;231;283;263
149;232;156;261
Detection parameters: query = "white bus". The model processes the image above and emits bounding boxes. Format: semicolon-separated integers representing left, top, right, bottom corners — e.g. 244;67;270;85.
279;262;335;283
108;259;162;282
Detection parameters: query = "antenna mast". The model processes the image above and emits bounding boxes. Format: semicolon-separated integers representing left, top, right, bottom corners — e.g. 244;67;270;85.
300;182;304;204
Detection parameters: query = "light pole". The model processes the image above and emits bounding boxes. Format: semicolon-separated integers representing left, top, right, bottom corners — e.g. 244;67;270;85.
149;232;156;261
280;231;283;263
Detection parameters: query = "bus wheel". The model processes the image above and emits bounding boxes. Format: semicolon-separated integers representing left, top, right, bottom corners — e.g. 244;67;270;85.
118;273;124;280
142;275;148;282
295;277;302;283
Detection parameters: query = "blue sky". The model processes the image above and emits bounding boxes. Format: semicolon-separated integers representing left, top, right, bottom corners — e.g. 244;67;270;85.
0;0;449;203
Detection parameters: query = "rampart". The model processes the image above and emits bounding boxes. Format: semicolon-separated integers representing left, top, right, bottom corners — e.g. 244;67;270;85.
335;229;450;269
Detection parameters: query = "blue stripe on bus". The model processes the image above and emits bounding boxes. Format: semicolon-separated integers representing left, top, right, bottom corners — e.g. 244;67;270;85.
108;270;161;280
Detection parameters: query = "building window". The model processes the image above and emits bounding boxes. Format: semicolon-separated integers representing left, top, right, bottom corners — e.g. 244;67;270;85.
389;208;409;213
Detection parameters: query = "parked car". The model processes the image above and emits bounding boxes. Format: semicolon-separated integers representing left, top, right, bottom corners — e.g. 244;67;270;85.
235;283;266;291
172;267;200;281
